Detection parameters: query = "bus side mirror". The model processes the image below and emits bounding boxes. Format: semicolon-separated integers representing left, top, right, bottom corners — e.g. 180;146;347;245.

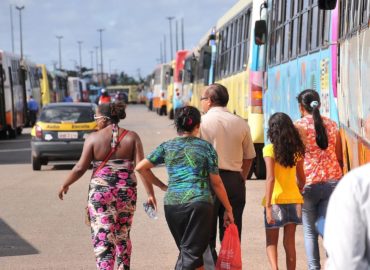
318;0;336;10
201;46;212;69
254;20;267;45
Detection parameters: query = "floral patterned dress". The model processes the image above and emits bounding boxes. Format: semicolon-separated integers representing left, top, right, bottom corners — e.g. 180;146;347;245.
87;159;137;270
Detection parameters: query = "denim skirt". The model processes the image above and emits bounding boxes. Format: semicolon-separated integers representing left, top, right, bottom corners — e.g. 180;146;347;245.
264;203;302;229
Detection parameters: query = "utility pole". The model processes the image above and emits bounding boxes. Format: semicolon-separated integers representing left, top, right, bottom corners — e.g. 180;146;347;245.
181;17;185;50
15;5;25;60
90;50;94;70
95;46;99;78
166;16;175;60
56;35;63;69
175;20;179;52
97;29;105;86
77;41;83;74
160;41;163;64
10;5;15;53
163;35;167;63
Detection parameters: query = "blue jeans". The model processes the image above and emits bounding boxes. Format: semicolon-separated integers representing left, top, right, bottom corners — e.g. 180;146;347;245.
302;181;338;270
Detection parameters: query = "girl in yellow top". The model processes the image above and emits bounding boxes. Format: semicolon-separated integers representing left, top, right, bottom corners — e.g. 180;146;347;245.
263;112;306;270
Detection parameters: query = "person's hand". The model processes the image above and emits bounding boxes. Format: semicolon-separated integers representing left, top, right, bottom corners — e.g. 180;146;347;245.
58;185;69;200
160;184;168;191
266;205;275;225
147;195;157;211
223;209;234;227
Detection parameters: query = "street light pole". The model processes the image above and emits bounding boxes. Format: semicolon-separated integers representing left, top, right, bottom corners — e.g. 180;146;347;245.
90;50;94;70
94;46;99;78
56;35;63;69
109;59;114;75
166;16;175;60
15;5;25;60
10;5;15;53
77;40;83;74
175;20;178;52
97;28;105;86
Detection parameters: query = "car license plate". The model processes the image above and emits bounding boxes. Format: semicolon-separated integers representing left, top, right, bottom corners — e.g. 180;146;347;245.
58;132;78;139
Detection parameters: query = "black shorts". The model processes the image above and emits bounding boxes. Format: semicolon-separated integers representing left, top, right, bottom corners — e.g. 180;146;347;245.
164;201;213;270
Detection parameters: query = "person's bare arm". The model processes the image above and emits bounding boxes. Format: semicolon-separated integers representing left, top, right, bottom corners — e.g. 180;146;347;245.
135;159;167;191
264;156;275;224
335;131;344;169
209;173;234;226
241;158;253;180
58;134;94;200
133;134;166;210
296;158;306;191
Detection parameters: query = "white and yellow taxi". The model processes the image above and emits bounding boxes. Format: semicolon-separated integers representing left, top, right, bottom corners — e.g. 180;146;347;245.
31;102;97;170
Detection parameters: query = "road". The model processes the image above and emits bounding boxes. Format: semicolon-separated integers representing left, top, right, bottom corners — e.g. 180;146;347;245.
0;104;325;269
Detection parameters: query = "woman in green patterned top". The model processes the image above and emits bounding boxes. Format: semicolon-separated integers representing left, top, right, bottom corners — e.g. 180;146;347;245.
136;106;234;270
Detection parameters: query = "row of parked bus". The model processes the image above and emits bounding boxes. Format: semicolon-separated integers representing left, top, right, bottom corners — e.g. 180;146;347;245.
147;0;370;178
0;50;92;139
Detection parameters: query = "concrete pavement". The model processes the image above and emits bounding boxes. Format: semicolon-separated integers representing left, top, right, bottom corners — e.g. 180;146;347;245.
0;104;325;269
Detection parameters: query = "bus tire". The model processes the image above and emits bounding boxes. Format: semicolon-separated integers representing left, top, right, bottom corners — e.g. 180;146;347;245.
253;143;266;180
254;153;266;179
169;109;174;120
32;156;42;171
8;128;16;139
0;130;7;139
247;159;256;179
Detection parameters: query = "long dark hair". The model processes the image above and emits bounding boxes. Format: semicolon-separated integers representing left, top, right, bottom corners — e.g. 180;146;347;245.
267;113;305;167
174;106;201;134
98;101;126;124
297;89;328;150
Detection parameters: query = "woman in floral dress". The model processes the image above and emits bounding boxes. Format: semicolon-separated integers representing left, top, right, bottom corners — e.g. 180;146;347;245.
58;101;163;270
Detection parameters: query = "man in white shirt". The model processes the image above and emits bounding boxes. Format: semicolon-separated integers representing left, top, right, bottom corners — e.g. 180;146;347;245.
200;83;256;263
324;163;370;269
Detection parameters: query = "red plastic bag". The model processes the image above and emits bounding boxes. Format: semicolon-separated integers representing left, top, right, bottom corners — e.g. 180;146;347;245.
216;224;242;270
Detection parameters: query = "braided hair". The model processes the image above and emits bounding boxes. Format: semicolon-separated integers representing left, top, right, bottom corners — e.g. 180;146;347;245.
174;106;201;134
98;101;126;124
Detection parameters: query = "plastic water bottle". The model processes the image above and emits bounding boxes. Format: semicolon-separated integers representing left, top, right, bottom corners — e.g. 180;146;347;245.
143;202;158;219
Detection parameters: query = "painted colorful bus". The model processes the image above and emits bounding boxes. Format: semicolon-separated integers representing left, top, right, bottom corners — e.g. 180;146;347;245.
152;64;171;115
167;50;190;119
0;50;25;138
337;0;370;168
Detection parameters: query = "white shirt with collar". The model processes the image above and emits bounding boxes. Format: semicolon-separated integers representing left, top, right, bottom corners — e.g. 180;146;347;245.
200;106;256;172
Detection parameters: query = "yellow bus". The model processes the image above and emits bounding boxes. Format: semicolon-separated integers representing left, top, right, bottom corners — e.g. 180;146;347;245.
106;84;139;104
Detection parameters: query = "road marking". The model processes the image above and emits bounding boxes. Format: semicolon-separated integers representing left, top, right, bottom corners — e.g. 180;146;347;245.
0;148;31;152
0;139;30;143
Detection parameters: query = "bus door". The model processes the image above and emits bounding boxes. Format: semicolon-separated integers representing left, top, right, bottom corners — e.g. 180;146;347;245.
0;63;6;137
8;66;16;132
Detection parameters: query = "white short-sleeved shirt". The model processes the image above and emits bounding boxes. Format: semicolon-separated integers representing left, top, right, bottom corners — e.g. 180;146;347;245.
324;164;370;269
200;106;256;171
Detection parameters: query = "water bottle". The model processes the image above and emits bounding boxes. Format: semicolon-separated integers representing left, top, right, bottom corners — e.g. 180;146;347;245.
143;202;158;219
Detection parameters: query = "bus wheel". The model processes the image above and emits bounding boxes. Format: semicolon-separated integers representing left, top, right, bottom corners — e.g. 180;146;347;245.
8;128;16;139
16;127;22;135
254;153;266;179
169;109;174;120
32;156;42;171
247;159;255;179
0;130;7;139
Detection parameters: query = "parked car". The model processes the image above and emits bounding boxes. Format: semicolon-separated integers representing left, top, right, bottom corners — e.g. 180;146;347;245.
30;102;97;170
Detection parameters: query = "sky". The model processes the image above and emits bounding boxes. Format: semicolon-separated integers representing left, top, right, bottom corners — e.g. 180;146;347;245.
0;0;238;78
